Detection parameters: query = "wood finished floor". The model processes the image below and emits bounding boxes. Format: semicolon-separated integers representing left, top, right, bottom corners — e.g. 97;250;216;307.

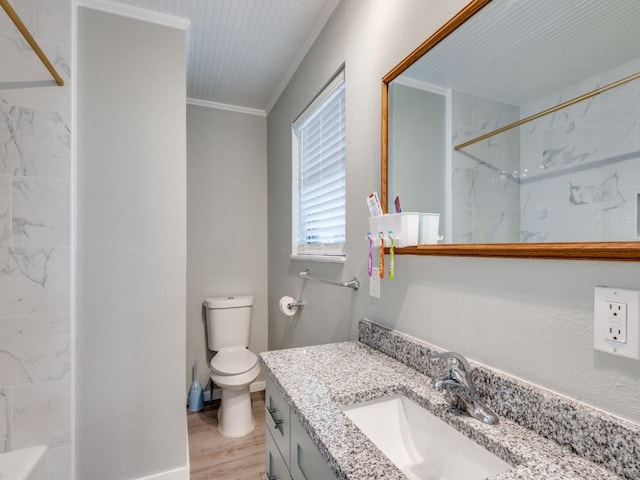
187;391;268;480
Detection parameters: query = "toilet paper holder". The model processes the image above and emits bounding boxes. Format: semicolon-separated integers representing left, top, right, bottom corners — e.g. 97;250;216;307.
287;298;304;310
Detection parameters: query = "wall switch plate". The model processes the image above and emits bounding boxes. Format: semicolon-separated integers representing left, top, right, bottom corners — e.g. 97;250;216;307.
370;274;380;298
594;287;640;359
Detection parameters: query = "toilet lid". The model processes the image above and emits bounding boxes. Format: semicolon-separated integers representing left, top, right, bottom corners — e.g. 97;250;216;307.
210;347;258;375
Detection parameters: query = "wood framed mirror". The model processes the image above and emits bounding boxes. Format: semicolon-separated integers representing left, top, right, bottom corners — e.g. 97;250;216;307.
381;0;640;260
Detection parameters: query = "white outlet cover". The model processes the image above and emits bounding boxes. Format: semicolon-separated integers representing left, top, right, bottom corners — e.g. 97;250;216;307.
594;287;640;360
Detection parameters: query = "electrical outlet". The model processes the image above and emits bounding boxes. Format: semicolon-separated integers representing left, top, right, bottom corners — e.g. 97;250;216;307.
594;287;640;359
604;302;627;343
370;274;380;298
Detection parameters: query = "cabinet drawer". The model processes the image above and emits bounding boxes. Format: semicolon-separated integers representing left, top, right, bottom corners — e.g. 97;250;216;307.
266;428;292;480
265;376;291;468
290;414;337;480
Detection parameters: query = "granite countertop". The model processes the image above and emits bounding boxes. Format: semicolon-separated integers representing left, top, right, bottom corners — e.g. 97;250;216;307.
260;341;622;480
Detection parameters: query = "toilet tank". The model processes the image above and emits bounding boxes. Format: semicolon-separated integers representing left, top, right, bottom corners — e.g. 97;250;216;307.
204;295;253;351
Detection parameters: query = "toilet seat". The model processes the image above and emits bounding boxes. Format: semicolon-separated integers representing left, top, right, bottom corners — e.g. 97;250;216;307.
210;347;258;375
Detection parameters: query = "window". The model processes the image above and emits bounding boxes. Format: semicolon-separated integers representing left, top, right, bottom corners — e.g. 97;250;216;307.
292;69;346;260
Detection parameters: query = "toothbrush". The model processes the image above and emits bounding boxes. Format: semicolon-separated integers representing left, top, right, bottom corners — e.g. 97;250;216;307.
367;233;373;277
379;232;384;279
389;232;395;281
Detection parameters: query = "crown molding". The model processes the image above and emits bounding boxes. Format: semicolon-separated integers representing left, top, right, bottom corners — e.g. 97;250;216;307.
76;0;190;30
187;98;266;117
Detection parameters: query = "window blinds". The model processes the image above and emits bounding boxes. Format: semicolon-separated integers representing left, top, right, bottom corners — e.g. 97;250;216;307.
293;71;346;257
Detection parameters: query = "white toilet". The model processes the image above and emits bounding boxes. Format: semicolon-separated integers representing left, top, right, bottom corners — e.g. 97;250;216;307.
204;295;261;438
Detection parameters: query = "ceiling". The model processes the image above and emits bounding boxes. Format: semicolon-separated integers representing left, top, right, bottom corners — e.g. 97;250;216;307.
110;0;340;113
402;0;640;107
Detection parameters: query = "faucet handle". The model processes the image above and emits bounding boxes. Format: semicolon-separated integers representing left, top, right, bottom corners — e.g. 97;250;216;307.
431;351;473;374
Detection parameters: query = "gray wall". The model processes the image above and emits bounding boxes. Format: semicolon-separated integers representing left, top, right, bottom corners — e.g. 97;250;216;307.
389;83;445;221
186;104;268;391
0;1;72;477
267;0;640;424
76;8;187;479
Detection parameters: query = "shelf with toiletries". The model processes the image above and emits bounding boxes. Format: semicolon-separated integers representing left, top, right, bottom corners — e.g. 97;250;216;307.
368;213;440;247
367;192;441;248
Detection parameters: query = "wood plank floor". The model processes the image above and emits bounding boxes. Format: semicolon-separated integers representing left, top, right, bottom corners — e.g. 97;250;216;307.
187;391;268;480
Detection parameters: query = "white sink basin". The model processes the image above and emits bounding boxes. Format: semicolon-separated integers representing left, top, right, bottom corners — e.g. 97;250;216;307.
342;395;511;480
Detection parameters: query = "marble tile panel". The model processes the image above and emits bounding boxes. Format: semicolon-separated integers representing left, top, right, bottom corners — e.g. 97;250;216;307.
451;90;472;128
0;1;37;37
38;0;71;46
600;202;637;241
11;380;70;449
0;389;10;453
471;96;519;133
0;102;70;178
541;120;600;171
521;204;600;243
0;246;70;317
11;177;70;246
599;56;640;110
48;445;71;480
585;104;638;158
0;314;70;388
0;0;70;45
0;175;9;246
0;34;71;113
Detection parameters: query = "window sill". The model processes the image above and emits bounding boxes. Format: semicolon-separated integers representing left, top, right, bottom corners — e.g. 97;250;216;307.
290;254;346;264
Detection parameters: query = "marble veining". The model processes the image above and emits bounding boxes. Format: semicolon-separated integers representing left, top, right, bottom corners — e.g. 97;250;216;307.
0;176;9;246
0;315;70;388
260;320;639;479
11;177;70;246
0;102;70;179
0;1;71;477
0;246;70;317
0;389;9;453
11;380;70;450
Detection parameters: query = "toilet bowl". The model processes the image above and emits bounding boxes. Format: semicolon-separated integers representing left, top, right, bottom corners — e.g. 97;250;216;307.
204;295;261;438
210;347;261;437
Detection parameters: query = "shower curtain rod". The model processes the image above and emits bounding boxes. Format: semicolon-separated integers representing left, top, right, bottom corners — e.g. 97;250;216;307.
0;0;64;86
453;70;640;151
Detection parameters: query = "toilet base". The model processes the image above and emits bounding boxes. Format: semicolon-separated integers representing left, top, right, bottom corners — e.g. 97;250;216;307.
217;387;254;438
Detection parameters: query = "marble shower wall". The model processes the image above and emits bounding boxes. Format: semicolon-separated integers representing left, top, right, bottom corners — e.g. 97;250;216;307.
520;56;640;242
451;90;520;243
0;1;71;479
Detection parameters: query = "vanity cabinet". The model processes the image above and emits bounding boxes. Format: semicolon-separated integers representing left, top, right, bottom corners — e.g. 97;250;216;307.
265;376;337;480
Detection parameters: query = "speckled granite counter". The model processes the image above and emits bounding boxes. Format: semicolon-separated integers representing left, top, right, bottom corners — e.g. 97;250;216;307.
260;320;640;480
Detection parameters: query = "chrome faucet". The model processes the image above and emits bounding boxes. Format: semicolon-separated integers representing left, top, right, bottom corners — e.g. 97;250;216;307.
431;351;498;425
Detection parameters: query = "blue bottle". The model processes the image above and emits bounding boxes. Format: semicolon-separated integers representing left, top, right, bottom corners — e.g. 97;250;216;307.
188;360;204;412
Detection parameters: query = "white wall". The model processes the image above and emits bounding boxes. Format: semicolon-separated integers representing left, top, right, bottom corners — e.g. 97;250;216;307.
0;0;72;478
267;0;640;424
186;104;268;391
76;8;187;479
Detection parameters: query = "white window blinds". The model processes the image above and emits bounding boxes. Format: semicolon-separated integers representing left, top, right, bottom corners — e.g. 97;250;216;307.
292;70;346;259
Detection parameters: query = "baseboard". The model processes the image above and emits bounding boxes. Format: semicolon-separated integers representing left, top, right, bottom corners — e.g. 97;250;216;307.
134;465;189;480
200;379;266;403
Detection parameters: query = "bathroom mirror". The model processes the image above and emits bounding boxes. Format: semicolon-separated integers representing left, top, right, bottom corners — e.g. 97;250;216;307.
382;0;640;260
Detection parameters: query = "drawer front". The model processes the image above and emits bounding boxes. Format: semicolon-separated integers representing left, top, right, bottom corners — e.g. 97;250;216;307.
266;428;292;480
265;376;291;468
290;414;337;480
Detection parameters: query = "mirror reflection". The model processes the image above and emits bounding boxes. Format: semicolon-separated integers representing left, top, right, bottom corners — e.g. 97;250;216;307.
387;0;640;244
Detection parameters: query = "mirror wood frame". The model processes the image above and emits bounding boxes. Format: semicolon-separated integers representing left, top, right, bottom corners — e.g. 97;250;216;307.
381;0;640;261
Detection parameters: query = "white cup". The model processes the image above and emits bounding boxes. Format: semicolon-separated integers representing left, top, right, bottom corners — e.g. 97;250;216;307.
419;213;440;244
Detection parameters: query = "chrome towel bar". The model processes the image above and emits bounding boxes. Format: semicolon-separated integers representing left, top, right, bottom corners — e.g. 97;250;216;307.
299;269;360;291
